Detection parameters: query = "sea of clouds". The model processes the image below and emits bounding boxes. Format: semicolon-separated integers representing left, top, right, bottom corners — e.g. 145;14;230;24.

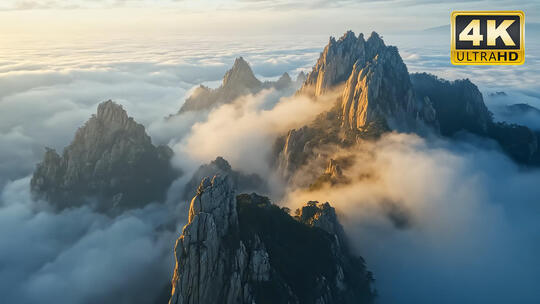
1;30;540;304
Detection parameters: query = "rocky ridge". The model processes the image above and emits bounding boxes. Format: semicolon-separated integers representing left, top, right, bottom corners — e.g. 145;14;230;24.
274;31;540;181
178;57;302;113
31;100;177;212
411;73;540;163
169;175;374;304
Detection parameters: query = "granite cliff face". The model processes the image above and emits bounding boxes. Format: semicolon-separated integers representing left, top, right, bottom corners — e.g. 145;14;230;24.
178;57;296;113
274;31;540;180
276;31;426;179
303;31;371;97
31;100;177;212
302;31;435;133
340;43;437;132
169;175;374;304
182;156;267;200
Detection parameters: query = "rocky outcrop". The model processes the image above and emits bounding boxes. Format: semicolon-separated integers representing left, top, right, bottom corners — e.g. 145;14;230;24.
276;126;316;179
274;30;540;181
169;176;375;304
276;31;433;179
223;57;262;90
169;175;241;304
302;31;368;97
182;156;267;200
309;158;351;190
337;35;440;133
295;201;348;247
296;71;307;86
178;57;261;113
411;73;540;164
273;72;293;90
31;100;177;213
178;57;296;113
411;73;492;136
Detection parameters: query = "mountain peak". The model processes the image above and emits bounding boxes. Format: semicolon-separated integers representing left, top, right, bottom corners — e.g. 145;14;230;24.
296;71;306;83
94;100;134;127
295;201;347;246
302;30;367;96
31;100;176;213
223;56;261;89
300;30;398;97
367;31;382;42
365;31;386;58
274;72;293;89
338;30;358;42
234;56;248;65
278;72;292;82
178;57;296;113
170;180;375;304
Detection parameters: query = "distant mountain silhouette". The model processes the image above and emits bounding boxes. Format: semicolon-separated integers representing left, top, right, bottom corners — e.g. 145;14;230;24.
177;57;303;114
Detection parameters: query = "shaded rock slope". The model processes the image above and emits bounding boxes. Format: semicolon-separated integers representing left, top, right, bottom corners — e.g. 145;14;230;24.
169;175;374;304
31;100;177;213
411;73;540;164
182;156;267;200
274;31;540;180
178;57;303;113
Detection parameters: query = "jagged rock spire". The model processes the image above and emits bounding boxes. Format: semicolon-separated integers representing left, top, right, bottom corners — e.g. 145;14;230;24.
223;56;261;89
274;72;293;90
296;71;307;84
303;31;366;96
170;177;375;304
31;100;176;213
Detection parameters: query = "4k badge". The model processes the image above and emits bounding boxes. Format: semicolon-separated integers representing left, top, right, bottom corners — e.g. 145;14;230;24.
451;11;525;65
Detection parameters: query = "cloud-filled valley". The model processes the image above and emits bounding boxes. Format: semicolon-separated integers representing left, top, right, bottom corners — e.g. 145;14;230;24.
2;30;540;304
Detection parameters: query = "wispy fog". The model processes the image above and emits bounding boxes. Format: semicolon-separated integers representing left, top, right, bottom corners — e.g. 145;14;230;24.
282;133;540;303
0;177;177;304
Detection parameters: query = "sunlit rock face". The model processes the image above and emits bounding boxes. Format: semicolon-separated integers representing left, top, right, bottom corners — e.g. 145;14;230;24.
340;42;432;132
31;100;177;213
178;57;295;114
308;158;351;191
169;175;375;304
274;30;540;181
302;31;368;97
303;31;435;132
276;31;436;179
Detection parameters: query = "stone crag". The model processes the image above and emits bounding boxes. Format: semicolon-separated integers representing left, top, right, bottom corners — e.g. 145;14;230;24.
31;100;177;213
169;175;375;304
178;57;303;114
274;31;540;182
